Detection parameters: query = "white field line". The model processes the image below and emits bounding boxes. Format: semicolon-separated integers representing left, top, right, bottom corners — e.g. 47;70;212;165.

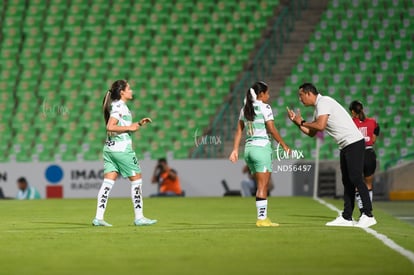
315;197;414;265
398;217;414;220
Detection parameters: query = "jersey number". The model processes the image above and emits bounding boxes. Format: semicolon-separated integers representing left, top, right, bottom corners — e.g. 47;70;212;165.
246;121;254;136
105;140;115;147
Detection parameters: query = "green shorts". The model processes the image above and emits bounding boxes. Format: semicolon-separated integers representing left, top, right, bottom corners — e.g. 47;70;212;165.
244;143;273;173
103;150;141;178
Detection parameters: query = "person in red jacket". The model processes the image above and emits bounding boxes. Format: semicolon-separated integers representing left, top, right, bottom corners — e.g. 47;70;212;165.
349;100;380;213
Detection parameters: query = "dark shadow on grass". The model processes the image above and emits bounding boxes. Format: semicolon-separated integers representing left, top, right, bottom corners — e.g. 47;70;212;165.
162;222;325;230
157;223;255;231
9;226;88;231
159;224;323;230
29;221;92;228
289;214;335;220
124;221;332;230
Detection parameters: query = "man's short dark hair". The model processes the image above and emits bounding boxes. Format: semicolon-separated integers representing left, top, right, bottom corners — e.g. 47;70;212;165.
158;158;167;164
17;177;28;184
299;83;319;95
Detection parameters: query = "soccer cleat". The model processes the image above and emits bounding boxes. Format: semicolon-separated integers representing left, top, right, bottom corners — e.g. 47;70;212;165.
134;217;157;226
256;218;279;227
92;218;112;227
355;214;377;228
326;215;354;227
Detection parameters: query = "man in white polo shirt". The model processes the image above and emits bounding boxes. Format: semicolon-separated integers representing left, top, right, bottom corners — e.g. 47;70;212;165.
287;83;376;228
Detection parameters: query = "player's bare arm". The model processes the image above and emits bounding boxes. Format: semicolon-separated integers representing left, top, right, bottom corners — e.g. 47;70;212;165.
287;107;325;137
229;120;244;163
265;120;290;152
106;117;152;133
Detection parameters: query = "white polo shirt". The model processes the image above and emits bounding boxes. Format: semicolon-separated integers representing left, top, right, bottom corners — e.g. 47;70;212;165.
314;94;363;149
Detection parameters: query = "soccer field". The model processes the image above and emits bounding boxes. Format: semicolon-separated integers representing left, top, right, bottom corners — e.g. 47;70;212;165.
1;197;413;275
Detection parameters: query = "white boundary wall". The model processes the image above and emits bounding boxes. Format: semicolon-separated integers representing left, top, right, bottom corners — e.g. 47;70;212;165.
0;159;296;199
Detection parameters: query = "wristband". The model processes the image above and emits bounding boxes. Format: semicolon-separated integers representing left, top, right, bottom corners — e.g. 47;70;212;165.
300;120;306;126
138;122;142;126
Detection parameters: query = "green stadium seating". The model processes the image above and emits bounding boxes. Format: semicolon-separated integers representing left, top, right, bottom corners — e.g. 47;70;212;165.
0;0;287;162
272;0;414;169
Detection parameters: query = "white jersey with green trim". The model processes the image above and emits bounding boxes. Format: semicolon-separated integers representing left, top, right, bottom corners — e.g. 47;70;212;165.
16;186;41;200
103;100;133;152
239;100;274;147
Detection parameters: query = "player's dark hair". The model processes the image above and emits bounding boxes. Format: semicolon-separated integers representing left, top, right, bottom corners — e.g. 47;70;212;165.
244;81;268;121
103;80;128;124
299;83;319;95
349;100;366;121
17;177;28;184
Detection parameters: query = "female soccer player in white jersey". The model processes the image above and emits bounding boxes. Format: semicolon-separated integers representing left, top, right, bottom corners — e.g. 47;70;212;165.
92;80;156;227
229;81;290;227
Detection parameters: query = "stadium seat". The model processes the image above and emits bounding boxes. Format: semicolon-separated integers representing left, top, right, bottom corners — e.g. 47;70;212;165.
3;0;284;161
272;0;414;168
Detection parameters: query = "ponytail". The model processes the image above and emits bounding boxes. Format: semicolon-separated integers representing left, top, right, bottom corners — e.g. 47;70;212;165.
243;81;268;121
102;91;112;124
349;100;366;121
102;79;128;125
358;110;366;121
244;88;256;121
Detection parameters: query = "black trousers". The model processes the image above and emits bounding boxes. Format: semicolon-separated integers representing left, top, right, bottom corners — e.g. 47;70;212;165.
340;139;373;220
363;148;377;177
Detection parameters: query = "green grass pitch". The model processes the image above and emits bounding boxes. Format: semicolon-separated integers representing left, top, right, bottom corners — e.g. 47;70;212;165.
0;197;413;275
